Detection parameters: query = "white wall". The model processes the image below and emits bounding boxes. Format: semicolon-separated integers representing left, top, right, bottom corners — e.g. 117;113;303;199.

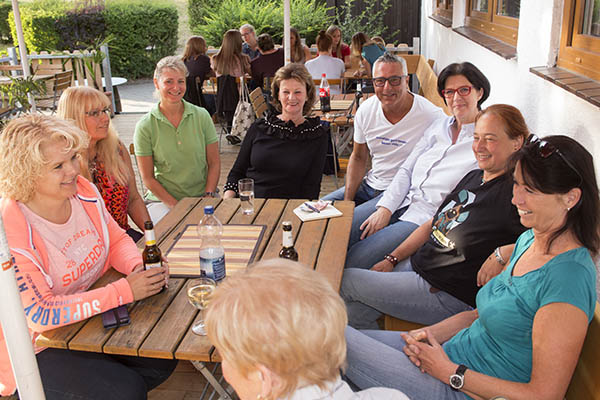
421;0;600;176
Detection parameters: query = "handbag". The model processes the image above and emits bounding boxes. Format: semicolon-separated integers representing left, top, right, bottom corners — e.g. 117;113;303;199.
230;77;256;139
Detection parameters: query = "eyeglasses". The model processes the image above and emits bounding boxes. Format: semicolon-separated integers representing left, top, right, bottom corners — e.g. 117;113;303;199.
441;85;474;98
526;134;583;186
85;107;111;118
372;76;406;87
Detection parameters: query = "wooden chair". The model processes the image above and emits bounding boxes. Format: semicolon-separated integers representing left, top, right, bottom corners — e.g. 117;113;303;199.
0;64;25;76
249;87;268;118
35;70;73;113
128;143;147;196
313;78;345;94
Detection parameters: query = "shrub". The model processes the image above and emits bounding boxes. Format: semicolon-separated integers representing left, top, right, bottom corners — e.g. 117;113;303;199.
193;0;332;47
55;4;106;50
8;0;68;52
0;1;12;43
104;0;179;79
188;0;221;31
336;0;394;44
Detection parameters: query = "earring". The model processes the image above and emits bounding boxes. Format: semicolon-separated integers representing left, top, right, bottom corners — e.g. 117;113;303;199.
567;207;571;211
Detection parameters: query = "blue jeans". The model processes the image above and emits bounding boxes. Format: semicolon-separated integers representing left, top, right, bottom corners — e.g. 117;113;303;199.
35;347;177;400
345;206;417;269
321;180;383;205
344;326;469;399
341;258;473;328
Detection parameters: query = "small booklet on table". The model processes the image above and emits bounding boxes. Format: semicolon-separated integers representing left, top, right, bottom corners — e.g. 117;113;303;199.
293;201;343;222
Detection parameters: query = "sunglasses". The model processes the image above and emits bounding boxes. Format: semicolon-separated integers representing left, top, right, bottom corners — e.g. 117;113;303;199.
441;85;474;98
526;134;583;186
372;76;406;87
85;107;111;118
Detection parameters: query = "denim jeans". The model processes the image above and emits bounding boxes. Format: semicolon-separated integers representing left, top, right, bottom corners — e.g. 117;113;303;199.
344;326;469;400
321;180;383;205
341;258;473;328
35;348;177;400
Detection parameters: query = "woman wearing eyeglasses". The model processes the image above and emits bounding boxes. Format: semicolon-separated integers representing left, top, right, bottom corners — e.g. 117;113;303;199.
345;134;598;399
345;62;490;270
58;86;150;242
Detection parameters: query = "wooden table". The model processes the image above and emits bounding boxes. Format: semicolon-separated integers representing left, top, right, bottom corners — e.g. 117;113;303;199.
36;197;354;398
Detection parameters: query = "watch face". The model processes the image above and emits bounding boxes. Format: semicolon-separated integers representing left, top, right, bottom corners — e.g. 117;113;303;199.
450;374;464;389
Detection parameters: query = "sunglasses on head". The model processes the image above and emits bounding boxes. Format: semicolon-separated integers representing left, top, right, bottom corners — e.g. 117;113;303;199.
526;134;583;187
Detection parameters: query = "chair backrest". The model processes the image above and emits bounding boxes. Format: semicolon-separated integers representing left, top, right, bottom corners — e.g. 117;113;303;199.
249;86;268;118
566;303;600;400
313;78;345;94
53;70;73;93
128;142;147;196
0;64;24;76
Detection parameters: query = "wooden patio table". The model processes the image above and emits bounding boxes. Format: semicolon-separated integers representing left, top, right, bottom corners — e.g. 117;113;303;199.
36;197;354;398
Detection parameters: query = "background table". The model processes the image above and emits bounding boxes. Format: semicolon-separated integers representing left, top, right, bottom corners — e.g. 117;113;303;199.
37;197;354;398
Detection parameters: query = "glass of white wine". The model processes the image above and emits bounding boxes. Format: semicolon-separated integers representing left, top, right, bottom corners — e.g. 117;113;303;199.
187;277;217;335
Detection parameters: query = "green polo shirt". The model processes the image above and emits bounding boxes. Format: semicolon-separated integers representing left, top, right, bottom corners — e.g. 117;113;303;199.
134;100;218;202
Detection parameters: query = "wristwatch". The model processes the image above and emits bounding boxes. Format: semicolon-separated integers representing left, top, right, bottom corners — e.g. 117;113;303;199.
449;364;467;391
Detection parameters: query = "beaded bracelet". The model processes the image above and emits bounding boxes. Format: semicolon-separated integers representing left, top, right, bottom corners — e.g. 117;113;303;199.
384;254;399;266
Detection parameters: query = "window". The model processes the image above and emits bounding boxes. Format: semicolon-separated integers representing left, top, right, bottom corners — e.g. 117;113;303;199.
434;0;453;22
466;0;520;46
558;0;600;81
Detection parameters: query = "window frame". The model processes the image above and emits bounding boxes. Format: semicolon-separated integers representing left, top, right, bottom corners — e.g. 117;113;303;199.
434;0;453;21
466;0;519;46
558;0;600;81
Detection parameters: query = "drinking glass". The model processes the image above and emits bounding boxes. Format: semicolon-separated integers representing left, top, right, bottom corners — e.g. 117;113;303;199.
238;178;255;215
187;277;217;335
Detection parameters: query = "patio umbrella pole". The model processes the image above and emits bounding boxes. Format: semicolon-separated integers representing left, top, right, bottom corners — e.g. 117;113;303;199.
283;0;291;65
0;214;46;399
11;0;37;112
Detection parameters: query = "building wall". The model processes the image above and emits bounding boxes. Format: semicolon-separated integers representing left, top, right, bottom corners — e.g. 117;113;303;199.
420;0;600;176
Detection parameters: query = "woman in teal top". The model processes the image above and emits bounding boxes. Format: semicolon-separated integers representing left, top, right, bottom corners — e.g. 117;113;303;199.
345;135;599;400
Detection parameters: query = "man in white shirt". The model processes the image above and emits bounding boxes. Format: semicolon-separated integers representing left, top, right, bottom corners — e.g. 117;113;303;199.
323;52;444;219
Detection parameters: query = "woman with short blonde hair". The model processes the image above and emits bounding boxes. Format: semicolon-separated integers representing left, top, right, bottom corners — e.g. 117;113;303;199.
205;259;409;399
58;86;150;241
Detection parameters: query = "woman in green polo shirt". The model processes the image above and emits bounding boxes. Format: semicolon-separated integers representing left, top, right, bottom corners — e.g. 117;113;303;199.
134;56;220;223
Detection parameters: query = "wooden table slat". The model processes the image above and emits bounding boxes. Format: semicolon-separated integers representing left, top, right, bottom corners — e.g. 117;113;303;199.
295;217;328;269
228;198;266;224
173;313;215;361
252;198;287;259
137;198;202;249
314;201;354;291
260;199;305;260
213;198;242;224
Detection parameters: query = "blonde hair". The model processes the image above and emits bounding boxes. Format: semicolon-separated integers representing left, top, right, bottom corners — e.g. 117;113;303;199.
57;86;129;186
0;114;89;202
326;25;344;60
154;56;188;81
289;28;305;63
183;36;208;61
205;259;347;399
351;32;369;57
213;30;246;75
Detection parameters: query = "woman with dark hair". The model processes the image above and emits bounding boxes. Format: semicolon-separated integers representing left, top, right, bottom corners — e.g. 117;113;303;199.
288;28;311;64
437;61;490;110
182;35;215;111
304;30;345;94
345;62;491;269
211;30;251;77
326;25;351;67
223;63;328;199
342;104;528;328
345;134;598;400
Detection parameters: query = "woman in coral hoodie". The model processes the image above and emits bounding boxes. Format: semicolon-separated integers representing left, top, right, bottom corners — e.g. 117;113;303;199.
0;114;175;399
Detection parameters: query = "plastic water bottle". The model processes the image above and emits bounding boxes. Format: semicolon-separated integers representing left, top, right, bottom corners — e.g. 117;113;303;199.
319;73;331;112
197;206;226;282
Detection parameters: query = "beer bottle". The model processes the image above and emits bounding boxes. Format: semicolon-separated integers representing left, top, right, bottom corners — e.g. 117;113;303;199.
143;221;165;292
279;221;299;261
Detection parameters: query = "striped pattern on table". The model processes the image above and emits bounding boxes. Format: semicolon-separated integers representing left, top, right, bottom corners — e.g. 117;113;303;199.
165;224;266;277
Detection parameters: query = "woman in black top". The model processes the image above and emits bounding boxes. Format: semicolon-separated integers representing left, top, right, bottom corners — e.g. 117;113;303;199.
223;63;328;200
341;104;529;328
182;36;214;110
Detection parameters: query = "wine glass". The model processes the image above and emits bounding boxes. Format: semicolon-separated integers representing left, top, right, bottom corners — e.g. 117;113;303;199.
187;277;217;335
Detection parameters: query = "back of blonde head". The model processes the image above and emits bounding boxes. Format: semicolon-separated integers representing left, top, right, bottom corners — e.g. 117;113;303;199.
57;86;128;186
0;114;89;202
205;259;347;398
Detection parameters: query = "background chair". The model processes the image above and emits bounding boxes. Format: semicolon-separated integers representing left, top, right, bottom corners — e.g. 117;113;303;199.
249;87;268;119
35;70;72;114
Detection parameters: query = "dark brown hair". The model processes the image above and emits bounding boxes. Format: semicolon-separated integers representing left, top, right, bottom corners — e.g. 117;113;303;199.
316;30;333;53
182;36;207;61
437;62;490;110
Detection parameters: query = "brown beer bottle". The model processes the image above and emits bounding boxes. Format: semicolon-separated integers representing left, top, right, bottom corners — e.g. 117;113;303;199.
279;221;299;261
143;221;165;292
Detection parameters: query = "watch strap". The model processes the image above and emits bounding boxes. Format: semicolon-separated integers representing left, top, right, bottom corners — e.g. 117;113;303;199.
384;254;399;266
456;364;467;376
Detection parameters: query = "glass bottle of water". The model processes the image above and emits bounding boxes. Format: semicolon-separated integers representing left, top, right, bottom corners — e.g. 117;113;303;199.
197;206;226;282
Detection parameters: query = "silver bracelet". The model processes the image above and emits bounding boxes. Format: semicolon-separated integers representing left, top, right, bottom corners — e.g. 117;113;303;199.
494;247;506;266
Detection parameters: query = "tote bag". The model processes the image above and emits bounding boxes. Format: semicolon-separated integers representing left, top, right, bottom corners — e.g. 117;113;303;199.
230;77;256;138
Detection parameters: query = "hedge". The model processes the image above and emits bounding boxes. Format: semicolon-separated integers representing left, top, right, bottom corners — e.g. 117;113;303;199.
8;0;178;80
0;1;12;43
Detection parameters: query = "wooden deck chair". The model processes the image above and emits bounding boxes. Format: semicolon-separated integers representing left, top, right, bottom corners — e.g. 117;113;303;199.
249;87;268;118
128;143;147;196
36;70;73;114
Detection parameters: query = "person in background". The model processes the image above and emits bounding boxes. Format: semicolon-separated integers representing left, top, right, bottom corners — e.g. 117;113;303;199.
223;63;328;200
205;259;410;399
57;87;150;243
182;35;215;114
0;114;175;399
345;134;598;400
351;32;386;77
288;27;312;64
134;56;220;223
371;35;386;47
250;33;284;91
240;23;261;61
212;29;251;78
304;30;345;95
327;24;351;68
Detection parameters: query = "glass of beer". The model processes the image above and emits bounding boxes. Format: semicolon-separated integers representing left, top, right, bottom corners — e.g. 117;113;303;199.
238;178;254;215
187;277;217;335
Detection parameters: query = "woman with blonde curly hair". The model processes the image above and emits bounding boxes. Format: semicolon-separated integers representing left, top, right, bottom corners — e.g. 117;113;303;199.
205;259;409;399
57;86;150;242
0;114;174;399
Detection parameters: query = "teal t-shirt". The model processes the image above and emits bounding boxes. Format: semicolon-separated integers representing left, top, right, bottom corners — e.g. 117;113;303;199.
445;229;596;390
133;100;218;202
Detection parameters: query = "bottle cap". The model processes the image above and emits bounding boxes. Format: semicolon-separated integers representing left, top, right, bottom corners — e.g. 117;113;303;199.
144;221;154;230
204;206;214;215
322;73;326;77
